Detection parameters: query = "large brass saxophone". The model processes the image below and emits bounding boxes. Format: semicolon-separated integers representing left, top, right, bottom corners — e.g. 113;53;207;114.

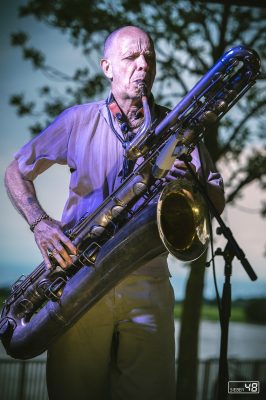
0;46;260;359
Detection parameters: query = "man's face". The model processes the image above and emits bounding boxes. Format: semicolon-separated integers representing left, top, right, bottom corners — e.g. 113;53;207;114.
103;28;156;101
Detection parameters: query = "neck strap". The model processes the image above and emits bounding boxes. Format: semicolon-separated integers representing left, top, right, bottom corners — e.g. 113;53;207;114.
105;94;138;181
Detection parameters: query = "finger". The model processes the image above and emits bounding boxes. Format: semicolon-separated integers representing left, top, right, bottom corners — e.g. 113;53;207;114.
173;160;186;169
169;168;187;178
165;173;176;181
51;249;67;269
58;232;77;255
39;247;52;270
173;160;196;173
52;243;72;265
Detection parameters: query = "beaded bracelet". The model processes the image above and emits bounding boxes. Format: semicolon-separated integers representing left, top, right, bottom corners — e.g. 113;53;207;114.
30;213;52;232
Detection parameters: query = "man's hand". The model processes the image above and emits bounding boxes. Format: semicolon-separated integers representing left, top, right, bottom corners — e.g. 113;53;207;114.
164;159;196;182
4;160;77;270
33;219;77;270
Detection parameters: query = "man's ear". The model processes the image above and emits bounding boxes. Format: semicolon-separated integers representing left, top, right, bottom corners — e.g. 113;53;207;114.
100;58;113;80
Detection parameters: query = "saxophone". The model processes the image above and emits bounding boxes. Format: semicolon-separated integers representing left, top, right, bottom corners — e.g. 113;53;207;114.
0;46;260;359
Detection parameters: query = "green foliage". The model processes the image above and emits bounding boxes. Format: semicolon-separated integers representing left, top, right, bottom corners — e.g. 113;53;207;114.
174;299;261;323
9;94;35;116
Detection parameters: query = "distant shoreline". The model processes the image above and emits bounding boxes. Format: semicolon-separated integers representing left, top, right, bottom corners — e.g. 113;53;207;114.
174;299;266;324
1;288;266;324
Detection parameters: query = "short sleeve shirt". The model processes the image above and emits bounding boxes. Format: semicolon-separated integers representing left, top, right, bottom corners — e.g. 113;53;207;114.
15;98;223;275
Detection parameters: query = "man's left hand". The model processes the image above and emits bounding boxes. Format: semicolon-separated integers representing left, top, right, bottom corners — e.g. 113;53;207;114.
164;159;196;182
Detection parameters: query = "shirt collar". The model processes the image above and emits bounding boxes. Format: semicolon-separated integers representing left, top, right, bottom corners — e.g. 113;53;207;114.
99;91;156;126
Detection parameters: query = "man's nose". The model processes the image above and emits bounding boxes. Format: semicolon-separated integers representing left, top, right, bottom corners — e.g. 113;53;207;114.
137;54;149;70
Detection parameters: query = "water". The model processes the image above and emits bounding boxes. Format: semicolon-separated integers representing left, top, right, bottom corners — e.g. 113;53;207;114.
1;321;265;361
198;321;266;360
174;321;266;360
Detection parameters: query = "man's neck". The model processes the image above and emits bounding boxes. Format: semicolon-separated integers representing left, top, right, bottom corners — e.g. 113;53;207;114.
112;94;143;130
118;98;141;117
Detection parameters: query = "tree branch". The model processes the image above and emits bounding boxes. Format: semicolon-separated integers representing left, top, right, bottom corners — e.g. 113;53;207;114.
226;152;266;203
218;100;266;158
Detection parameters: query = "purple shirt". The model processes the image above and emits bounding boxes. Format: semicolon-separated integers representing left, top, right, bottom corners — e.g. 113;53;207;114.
15;98;224;275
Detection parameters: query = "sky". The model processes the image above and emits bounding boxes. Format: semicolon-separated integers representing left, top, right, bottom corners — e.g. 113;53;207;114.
0;1;265;301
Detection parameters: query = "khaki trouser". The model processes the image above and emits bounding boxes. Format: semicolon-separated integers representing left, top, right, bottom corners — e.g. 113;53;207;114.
46;274;176;400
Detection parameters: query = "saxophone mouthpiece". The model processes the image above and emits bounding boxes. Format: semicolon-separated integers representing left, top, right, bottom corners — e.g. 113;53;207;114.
136;80;147;97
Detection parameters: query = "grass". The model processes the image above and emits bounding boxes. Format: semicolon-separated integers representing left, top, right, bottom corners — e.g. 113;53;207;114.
174;302;246;323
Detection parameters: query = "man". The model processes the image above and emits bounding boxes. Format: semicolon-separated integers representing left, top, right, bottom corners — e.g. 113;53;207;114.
5;26;225;400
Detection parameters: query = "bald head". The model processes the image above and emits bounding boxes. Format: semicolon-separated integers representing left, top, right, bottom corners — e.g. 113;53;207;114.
103;26;154;58
100;25;156;104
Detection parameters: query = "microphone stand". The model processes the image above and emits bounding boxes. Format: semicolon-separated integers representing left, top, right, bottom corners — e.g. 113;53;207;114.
178;153;257;400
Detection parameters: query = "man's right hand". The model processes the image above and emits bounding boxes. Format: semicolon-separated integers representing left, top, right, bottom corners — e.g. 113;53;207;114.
33;218;77;270
4;160;77;270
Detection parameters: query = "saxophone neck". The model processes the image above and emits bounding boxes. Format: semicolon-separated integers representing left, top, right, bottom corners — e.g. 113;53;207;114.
124;81;152;159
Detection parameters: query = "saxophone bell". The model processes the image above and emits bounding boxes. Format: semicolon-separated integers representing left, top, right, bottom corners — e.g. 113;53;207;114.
157;179;210;261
